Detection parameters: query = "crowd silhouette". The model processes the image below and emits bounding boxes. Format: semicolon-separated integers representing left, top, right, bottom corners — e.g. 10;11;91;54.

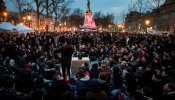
0;31;175;100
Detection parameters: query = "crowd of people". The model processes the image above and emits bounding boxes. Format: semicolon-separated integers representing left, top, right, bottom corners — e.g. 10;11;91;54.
0;31;175;100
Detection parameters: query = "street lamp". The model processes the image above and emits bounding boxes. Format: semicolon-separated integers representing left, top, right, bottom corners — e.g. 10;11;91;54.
60;23;62;32
145;20;150;33
121;25;124;32
64;22;67;32
118;24;123;32
3;11;8;21
27;16;31;20
23;17;26;20
27;16;31;28
118;24;121;31
23;17;26;25
108;24;112;30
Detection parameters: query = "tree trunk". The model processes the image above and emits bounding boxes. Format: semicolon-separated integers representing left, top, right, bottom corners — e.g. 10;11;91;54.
36;6;39;31
53;16;58;30
36;1;40;31
54;21;56;30
46;0;49;32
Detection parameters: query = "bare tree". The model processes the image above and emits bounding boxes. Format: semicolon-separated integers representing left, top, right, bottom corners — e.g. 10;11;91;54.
134;0;150;13
52;0;73;30
11;0;30;20
147;0;165;9
41;0;54;32
39;0;73;31
94;11;104;27
69;8;84;28
147;0;165;31
127;0;148;32
126;0;165;33
133;0;165;12
94;11;115;29
0;0;7;22
128;0;137;12
8;11;20;25
33;0;44;31
0;0;6;12
119;10;126;24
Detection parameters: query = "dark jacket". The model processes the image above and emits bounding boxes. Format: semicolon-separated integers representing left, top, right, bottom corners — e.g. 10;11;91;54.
55;44;74;64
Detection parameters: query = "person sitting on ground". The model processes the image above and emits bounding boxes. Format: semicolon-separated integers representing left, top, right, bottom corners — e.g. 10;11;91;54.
75;68;90;97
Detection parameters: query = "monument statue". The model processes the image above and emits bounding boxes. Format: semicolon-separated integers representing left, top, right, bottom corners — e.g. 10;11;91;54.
86;0;91;13
80;0;96;31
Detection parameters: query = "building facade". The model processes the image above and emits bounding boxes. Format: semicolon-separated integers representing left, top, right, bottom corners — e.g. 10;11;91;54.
22;9;54;31
125;0;175;34
125;11;144;33
158;0;175;34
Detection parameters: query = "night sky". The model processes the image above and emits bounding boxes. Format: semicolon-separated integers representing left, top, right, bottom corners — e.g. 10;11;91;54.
5;0;136;23
73;0;132;13
72;0;136;23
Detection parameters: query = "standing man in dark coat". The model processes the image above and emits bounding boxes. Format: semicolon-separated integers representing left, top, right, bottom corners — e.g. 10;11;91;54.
55;38;74;80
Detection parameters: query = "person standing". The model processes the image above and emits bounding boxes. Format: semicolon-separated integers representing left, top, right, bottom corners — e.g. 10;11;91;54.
55;38;74;80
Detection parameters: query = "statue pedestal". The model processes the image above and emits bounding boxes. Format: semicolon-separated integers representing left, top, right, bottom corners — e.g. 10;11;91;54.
80;12;96;31
79;0;96;32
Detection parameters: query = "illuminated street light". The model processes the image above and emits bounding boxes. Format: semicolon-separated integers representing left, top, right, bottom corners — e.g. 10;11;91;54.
23;17;26;20
60;23;62;32
108;24;112;30
3;12;8;17
3;11;8;21
27;16;32;28
145;20;150;33
22;17;26;25
118;24;124;32
145;20;150;26
27;16;31;21
118;24;122;28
